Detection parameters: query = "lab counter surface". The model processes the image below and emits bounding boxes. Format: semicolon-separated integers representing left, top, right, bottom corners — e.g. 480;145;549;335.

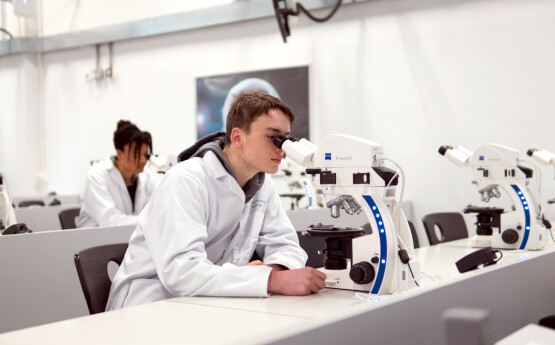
13;204;81;232
2;239;555;345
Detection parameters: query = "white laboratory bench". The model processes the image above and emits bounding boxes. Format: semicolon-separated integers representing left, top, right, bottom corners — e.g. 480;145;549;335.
1;239;555;345
0;225;135;334
496;324;555;345
14;204;81;232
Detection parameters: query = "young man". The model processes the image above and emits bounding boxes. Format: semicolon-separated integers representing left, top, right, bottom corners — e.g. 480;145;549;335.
106;93;326;310
77;120;158;228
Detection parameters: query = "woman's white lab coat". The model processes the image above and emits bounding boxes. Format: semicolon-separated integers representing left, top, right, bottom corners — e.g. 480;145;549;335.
106;151;307;310
77;158;158;228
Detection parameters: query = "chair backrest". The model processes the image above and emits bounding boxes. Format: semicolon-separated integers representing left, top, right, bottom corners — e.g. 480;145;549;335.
74;243;128;314
421;212;468;245
18;200;45;208
408;220;420;249
58;207;81;229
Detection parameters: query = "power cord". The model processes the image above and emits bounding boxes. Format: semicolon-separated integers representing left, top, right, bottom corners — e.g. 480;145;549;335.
550;227;555;243
0;28;13;39
273;0;343;42
521;158;555;243
381;156;420;289
289;0;343;22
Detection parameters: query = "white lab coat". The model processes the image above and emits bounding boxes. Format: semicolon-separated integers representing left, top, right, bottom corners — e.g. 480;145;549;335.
0;184;17;235
77;158;159;228
106;151;307;310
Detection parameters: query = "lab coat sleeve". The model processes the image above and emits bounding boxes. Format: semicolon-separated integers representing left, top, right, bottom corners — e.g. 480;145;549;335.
82;168;138;226
256;180;308;270
141;171;273;297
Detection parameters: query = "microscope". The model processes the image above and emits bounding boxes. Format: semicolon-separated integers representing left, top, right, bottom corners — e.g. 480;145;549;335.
273;156;321;211
439;144;547;250
149;153;179;174
0;173;18;235
274;134;419;294
527;148;555;205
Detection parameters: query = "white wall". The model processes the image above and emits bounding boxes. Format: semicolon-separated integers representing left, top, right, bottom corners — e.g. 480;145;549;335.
42;0;234;36
0;53;42;195
3;0;555;239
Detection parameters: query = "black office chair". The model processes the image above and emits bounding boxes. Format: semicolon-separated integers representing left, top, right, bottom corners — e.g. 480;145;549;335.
58;207;81;229
17;200;45;207
408;220;420;249
74;243;128;314
1;223;32;235
421;212;468;245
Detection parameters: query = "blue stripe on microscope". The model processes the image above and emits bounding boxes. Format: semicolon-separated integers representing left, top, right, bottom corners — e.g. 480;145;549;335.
510;184;530;249
303;181;313;210
362;195;386;294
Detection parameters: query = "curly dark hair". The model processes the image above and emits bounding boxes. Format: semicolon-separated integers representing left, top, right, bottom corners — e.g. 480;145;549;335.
113;120;152;160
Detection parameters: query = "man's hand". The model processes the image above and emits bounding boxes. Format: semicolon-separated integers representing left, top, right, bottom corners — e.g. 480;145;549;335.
244;260;264;266
267;267;327;295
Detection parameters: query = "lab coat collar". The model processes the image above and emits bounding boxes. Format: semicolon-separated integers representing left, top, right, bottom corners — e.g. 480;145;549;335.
106;157;148;206
106;158;127;191
104;158;134;212
178;131;226;162
202;152;264;203
203;151;231;180
181;132;265;202
203;152;245;201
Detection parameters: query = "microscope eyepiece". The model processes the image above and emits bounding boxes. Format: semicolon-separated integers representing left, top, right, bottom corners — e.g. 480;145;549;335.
273;135;298;149
438;145;453;156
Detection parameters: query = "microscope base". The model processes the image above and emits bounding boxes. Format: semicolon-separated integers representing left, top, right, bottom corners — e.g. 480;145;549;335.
318;258;420;294
470;228;547;250
319;268;371;292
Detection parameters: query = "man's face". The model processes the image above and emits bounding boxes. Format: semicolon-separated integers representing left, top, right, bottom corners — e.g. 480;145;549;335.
239;109;291;175
117;142;150;174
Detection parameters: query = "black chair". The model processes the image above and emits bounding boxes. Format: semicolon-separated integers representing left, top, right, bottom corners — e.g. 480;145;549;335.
1;223;32;235
59;207;81;229
408;220;420;249
421;212;468;245
74;243;128;314
18;200;45;207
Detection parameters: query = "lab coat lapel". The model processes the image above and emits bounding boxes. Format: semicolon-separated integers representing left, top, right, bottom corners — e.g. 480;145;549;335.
204;152;251;261
224;202;252;258
204;152;245;200
135;173;147;212
109;163;133;214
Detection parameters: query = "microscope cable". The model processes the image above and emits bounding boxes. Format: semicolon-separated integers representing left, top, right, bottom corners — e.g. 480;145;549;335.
381;157;419;287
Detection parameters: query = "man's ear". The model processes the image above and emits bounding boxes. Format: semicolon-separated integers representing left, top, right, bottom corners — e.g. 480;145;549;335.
230;128;243;148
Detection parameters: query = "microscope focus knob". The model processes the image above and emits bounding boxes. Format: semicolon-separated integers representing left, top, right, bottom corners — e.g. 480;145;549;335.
502;229;519;244
349;262;375;285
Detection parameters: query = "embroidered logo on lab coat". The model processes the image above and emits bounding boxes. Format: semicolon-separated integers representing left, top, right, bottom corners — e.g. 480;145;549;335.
250;200;267;212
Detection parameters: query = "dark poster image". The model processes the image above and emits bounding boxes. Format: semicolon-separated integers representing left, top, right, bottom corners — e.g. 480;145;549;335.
196;66;309;140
